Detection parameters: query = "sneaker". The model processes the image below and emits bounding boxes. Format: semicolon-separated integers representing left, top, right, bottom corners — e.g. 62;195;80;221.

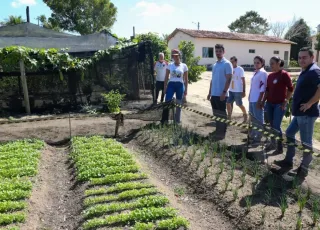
273;159;293;170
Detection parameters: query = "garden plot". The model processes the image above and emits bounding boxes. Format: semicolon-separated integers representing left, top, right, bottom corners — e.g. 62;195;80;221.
71;136;189;230
0;139;44;229
127;124;320;230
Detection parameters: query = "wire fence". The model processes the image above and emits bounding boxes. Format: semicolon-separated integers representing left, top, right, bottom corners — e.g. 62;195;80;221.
0;41;155;114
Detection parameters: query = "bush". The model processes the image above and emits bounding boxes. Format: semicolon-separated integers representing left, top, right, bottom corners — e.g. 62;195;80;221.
178;41;206;83
101;90;125;113
289;59;299;67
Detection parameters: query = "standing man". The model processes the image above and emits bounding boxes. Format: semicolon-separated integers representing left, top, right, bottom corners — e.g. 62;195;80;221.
274;47;320;179
207;44;233;140
227;56;248;123
154;53;168;104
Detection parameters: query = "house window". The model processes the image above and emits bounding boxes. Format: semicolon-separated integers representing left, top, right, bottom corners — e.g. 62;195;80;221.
249;49;255;53
202;47;214;58
274;50;280;54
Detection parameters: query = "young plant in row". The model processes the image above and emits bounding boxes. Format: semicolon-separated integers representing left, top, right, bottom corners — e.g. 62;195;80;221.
279;195;288;218
298;194;308;213
232;188;239;201
90;173;148;186
312;197;319;226
245;196;252;212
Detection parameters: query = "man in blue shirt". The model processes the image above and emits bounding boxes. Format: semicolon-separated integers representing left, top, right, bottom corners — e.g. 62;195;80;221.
274;47;320;179
207;44;233;139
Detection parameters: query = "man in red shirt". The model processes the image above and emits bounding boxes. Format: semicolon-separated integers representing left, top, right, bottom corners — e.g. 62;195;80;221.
262;57;294;154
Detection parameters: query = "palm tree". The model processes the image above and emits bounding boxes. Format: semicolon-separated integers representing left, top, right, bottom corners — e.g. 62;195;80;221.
3;15;25;26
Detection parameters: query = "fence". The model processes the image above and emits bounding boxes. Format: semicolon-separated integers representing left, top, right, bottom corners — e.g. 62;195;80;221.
0;41;154;114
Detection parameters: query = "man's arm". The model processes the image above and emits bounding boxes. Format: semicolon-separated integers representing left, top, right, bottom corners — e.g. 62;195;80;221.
300;86;320;112
184;71;188;95
223;74;232;92
207;80;212;100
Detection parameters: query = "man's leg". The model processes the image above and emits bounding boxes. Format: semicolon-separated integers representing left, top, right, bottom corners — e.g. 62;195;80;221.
226;92;235;119
155;81;160;103
216;97;228;137
234;92;247;122
161;82;175;123
298;116;317;170
160;81;165;103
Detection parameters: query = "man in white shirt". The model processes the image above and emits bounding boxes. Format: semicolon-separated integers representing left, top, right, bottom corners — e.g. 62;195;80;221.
154;53;168;104
227;56;247;123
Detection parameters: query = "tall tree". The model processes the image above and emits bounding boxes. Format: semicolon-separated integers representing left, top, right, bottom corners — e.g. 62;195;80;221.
269;21;287;38
285;18;311;60
0;15;25;26
314;33;320;63
43;0;117;35
228;11;269;34
36;15;61;32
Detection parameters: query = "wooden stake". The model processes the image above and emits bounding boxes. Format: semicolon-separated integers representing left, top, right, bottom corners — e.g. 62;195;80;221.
19;60;31;114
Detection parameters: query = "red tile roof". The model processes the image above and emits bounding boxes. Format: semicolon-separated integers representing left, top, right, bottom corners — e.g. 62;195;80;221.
168;28;295;44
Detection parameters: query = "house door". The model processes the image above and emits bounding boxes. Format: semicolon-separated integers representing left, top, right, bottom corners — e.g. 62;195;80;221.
284;51;289;67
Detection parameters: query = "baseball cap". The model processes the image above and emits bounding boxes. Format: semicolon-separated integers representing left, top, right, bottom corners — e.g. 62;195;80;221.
171;49;181;56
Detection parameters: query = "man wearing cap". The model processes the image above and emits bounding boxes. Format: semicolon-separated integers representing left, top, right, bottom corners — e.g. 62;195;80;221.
207;44;233;139
161;49;188;123
154;52;168;104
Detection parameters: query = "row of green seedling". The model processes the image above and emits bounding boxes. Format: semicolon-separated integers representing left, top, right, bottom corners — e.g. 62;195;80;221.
71;136;189;230
0;139;44;228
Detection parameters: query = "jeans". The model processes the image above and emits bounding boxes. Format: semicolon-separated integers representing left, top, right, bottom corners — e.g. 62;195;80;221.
227;92;243;106
249;102;264;140
210;96;228;137
161;81;184;123
285;116;317;169
265;102;285;150
155;81;164;103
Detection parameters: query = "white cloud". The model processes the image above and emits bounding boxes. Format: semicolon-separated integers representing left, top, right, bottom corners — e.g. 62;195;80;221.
133;1;175;17
11;0;36;8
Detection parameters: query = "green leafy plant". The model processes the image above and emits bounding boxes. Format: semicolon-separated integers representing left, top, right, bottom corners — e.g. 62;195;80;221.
264;189;272;205
279;195;288;218
204;166;210;179
261;209;266;225
174;187;185;197
245;197;252;212
298;194;307;213
233;188;239;200
296;215;302;230
215;172;221;184
219;161;225;174
101;90;125;113
229;168;235;182
312;197;320;226
240;173;246;187
223;180;230;193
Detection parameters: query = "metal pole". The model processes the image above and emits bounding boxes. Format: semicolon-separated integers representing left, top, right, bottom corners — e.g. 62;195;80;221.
19;60;31;114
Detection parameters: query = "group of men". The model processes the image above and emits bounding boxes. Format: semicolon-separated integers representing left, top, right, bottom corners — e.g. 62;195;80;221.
154;44;320;179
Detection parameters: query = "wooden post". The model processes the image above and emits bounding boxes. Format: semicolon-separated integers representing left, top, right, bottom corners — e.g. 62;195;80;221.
114;112;124;137
19;60;31;114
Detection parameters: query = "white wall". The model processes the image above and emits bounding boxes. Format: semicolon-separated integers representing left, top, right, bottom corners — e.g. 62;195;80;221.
168;31;195;57
194;38;291;66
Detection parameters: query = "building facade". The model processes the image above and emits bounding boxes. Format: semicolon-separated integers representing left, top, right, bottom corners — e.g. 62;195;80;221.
311;35;320;66
168;28;294;67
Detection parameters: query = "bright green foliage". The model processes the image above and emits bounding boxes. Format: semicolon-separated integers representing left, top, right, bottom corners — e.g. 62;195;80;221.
0;202;26;213
157;217;190;229
43;0;117;35
0;15;25;26
84;188;158;206
0;140;44;228
85;182;154;196
178;41;206;83
101;90;125;113
82;207;177;229
0;212;25;225
90;173;148;186
133;222;155;230
228;11;269;34
72;136;189;230
83;195;169;219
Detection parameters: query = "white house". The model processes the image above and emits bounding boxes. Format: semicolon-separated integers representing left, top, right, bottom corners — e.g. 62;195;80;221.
168;28;295;67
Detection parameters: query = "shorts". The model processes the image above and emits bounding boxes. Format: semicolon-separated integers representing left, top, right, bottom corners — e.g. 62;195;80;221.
227;91;243;106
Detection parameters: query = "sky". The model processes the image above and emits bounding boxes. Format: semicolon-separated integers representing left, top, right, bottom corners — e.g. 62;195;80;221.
0;0;319;38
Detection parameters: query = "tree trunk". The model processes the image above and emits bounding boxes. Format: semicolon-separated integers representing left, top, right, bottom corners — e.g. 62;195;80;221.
316;50;319;63
19;60;31;114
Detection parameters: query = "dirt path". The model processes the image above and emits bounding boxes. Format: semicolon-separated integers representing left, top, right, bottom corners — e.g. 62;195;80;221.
21;145;84;230
125;143;234;230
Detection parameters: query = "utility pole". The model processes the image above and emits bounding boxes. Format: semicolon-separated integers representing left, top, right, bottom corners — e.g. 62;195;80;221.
192;22;200;30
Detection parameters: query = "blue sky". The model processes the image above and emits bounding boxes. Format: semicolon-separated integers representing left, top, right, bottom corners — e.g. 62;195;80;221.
0;0;319;38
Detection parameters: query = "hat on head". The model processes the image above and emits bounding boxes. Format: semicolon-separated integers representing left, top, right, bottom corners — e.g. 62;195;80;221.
171;49;181;56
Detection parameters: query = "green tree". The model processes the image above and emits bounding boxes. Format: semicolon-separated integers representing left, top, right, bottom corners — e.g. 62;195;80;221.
314;33;320;63
228;11;269;34
36;15;61;32
134;32;170;61
43;0;117;35
1;15;25;26
178;41;206;83
285;18;311;60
